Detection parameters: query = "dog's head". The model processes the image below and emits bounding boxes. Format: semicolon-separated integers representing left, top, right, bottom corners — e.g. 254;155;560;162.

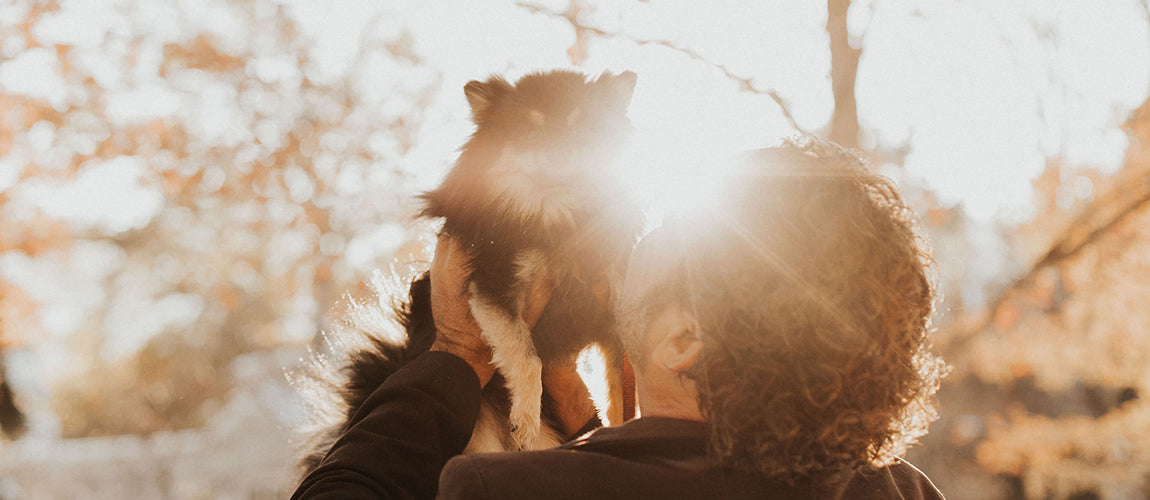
423;70;638;228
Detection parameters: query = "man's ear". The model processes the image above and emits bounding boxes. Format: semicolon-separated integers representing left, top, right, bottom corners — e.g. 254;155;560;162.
653;311;703;373
463;76;512;120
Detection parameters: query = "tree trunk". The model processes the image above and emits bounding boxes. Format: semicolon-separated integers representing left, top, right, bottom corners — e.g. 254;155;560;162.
826;0;861;148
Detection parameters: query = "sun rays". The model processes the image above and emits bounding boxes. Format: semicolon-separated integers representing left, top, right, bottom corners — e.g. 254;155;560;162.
613;133;746;233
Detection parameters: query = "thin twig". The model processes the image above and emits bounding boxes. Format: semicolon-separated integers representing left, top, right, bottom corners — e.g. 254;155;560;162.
515;1;807;134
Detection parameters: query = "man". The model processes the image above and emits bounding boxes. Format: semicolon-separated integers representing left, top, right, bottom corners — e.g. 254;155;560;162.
293;137;947;499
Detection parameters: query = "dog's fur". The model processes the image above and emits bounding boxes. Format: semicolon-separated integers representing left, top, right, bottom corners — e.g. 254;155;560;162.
296;70;643;475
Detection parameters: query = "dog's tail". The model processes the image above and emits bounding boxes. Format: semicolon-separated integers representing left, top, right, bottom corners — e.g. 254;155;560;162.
339;272;435;413
292;270;436;478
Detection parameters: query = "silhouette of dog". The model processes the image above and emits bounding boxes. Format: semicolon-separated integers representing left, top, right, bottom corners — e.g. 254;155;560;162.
298;70;643;475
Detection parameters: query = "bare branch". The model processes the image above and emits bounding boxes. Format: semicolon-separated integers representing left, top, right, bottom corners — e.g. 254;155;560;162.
515;1;807;134
943;166;1150;355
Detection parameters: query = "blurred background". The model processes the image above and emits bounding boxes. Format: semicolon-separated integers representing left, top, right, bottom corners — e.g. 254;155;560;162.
1;0;1148;498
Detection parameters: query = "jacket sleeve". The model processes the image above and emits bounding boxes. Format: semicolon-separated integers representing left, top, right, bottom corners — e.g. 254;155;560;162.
292;351;483;500
438;455;491;500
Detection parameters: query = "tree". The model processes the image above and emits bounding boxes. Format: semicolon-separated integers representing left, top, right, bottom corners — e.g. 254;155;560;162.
0;0;438;438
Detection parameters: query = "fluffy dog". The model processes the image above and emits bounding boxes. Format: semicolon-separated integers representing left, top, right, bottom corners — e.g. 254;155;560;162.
298;70;643;474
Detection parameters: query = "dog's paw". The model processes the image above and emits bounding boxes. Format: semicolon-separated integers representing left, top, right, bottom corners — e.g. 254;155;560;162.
511;420;565;451
508;369;544;450
510;419;543;450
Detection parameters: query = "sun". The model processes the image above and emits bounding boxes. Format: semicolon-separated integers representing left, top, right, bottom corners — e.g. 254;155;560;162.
615;132;739;230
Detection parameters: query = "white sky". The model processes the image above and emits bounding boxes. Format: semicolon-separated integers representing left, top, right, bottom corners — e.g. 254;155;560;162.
7;0;1145;220
384;0;1148;220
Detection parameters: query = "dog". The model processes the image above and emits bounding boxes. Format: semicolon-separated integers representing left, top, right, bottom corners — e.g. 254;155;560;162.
297;70;643;475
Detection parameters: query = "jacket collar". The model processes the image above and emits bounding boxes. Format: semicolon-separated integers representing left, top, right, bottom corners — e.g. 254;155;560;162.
560;417;714;471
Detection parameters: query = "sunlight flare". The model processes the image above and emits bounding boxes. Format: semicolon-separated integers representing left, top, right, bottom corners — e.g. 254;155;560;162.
616;132;741;228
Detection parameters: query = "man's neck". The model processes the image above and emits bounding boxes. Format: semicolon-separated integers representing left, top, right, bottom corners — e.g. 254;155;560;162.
634;377;705;421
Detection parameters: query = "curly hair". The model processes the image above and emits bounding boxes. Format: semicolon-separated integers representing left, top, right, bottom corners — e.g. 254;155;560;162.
662;137;946;478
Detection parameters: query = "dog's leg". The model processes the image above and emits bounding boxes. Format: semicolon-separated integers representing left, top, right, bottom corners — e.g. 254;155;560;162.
464;400;513;453
470;295;541;449
469;250;548;450
533;419;565;449
599;340;626;426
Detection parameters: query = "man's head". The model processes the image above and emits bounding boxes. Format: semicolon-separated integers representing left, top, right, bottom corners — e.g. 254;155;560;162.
616;136;945;477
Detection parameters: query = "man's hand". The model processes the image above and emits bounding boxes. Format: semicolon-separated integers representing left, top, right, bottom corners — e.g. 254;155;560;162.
428;235;553;387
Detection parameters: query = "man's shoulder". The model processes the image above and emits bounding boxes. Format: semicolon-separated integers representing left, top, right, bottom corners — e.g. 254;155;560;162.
816;458;945;500
438;420;944;500
440;452;944;500
439;448;660;500
868;458;947;499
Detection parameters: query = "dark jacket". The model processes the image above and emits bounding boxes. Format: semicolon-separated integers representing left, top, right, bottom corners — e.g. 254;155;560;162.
293;351;944;500
440;417;943;499
293;351;481;499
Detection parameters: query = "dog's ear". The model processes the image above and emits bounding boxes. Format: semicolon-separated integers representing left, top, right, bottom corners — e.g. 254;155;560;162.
595;70;638;110
464;76;512;121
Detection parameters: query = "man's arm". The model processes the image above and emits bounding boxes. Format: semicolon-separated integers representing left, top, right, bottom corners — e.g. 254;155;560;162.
292;351;483;499
292;236;557;498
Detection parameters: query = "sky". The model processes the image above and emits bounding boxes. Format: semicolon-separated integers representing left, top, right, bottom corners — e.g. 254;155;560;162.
4;0;1147;222
266;0;1150;220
